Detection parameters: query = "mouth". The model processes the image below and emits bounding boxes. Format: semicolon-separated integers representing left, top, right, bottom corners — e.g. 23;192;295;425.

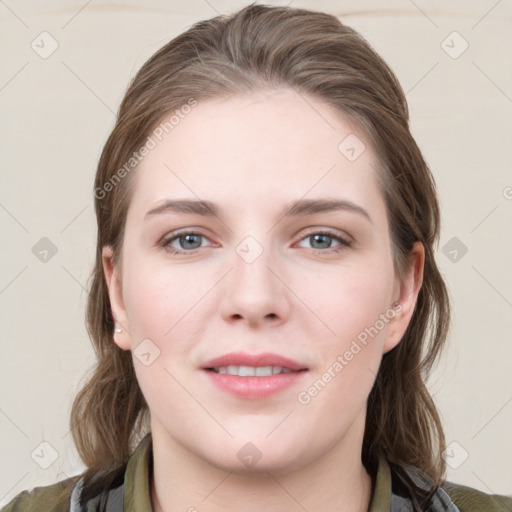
201;352;309;399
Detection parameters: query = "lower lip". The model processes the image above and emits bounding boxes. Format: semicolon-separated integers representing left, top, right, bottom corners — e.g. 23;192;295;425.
202;369;308;399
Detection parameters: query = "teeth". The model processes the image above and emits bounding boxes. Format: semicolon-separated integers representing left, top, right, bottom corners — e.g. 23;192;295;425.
211;365;294;376
238;365;255;377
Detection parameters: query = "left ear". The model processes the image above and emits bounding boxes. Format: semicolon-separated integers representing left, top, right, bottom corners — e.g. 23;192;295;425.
383;241;425;354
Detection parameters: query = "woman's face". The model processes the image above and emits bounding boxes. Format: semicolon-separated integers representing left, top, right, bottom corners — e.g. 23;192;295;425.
103;88;423;474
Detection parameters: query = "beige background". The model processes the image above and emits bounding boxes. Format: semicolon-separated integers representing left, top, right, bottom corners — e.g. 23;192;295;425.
1;0;511;505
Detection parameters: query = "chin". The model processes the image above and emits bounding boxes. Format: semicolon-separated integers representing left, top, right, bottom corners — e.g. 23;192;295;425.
197;435;314;476
207;451;307;476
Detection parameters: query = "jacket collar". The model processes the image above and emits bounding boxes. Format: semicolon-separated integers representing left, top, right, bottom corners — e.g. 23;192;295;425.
124;432;154;511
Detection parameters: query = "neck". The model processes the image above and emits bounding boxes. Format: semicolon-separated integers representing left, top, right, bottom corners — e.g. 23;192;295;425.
150;416;374;512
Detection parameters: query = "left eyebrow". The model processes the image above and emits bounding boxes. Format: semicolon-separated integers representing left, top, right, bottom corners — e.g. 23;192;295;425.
281;198;373;224
144;198;373;225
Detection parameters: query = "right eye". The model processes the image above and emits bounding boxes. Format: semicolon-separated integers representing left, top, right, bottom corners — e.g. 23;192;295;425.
160;230;214;256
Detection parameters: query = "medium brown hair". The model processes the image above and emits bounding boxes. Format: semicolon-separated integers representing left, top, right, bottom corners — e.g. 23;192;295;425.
68;3;450;506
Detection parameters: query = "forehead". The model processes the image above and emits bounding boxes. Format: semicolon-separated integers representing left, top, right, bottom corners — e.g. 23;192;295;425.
127;88;386;223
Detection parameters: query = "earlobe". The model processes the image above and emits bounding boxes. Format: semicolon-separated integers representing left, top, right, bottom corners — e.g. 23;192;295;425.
383;241;425;354
102;246;131;351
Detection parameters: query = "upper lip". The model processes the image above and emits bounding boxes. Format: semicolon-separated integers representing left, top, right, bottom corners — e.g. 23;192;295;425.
201;352;308;371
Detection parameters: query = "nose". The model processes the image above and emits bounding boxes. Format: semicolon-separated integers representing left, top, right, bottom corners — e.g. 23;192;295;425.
220;239;290;328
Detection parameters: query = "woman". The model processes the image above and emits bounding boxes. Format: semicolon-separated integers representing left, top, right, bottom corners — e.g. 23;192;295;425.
3;4;511;512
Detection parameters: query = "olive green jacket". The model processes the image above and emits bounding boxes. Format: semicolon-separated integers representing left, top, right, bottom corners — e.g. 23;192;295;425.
2;433;511;511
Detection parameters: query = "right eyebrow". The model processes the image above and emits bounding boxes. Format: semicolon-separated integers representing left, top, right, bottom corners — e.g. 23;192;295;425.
145;199;219;219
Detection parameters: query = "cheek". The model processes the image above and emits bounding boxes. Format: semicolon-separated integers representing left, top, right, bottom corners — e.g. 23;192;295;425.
297;297;393;423
295;256;395;402
123;270;170;341
304;257;395;346
122;251;198;339
122;261;204;418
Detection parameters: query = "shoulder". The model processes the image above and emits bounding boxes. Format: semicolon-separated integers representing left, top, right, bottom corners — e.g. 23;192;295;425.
388;460;512;512
441;480;512;512
1;434;150;512
0;475;79;512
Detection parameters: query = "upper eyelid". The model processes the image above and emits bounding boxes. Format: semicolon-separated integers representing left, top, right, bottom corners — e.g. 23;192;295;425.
298;227;352;242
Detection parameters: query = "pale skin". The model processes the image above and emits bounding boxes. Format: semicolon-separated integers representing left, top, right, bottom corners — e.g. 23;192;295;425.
102;88;424;511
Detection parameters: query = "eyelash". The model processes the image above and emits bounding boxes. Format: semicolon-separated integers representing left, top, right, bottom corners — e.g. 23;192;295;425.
159;228;352;257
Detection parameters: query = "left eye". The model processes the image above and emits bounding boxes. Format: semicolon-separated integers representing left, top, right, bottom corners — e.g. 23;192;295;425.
296;231;351;252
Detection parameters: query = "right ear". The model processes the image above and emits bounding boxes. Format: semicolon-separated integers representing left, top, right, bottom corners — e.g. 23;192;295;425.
102;246;131;351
